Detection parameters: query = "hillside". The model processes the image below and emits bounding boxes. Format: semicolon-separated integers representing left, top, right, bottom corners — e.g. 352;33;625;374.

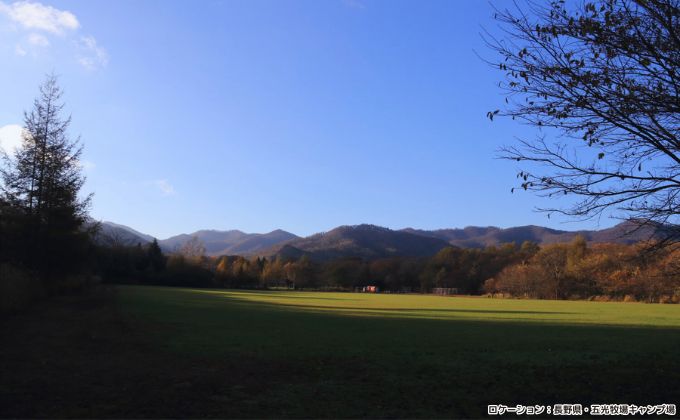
96;220;669;259
95;221;154;246
160;229;299;256
265;224;451;261
403;221;664;248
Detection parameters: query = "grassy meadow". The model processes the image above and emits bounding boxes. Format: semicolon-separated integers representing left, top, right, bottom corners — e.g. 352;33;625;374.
2;285;680;418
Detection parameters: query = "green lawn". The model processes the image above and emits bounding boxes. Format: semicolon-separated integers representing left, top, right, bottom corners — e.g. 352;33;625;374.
2;285;679;418
119;286;680;417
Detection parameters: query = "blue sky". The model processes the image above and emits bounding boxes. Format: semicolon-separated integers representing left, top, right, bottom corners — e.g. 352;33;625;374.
0;0;620;239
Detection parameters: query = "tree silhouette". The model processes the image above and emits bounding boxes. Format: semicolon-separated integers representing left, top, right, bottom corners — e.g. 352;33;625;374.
147;239;166;272
486;0;680;245
0;75;92;282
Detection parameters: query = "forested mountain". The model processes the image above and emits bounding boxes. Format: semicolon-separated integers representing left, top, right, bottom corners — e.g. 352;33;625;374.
97;220;668;259
93;222;153;246
403;221;665;248
159;229;299;256
266;224;451;261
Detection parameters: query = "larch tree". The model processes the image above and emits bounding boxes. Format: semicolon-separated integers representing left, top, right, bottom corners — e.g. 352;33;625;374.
0;75;92;282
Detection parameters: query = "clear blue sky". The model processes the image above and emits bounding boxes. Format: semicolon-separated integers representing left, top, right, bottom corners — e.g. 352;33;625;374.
0;0;619;239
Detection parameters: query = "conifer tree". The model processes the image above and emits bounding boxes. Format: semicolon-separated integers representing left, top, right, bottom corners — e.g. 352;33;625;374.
147;239;166;272
0;75;92;282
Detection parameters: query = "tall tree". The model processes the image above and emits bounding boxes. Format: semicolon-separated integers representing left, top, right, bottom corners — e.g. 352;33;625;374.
0;75;92;281
486;0;680;245
147;239;166;272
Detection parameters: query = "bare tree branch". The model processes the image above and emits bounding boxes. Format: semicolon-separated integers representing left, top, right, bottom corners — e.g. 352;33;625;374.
485;0;680;245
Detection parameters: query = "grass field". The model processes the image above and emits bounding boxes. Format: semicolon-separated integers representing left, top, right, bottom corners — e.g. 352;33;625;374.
2;285;680;418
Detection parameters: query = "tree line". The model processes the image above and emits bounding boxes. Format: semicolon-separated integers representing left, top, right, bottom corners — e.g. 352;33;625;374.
3;26;680;314
97;235;680;303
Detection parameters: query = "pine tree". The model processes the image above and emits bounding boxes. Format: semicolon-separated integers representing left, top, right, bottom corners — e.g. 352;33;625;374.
0;75;92;282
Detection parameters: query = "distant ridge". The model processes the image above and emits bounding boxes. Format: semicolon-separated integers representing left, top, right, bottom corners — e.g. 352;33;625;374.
103;221;155;242
264;224;451;261
402;220;664;249
96;220;670;259
94;221;154;246
159;229;299;256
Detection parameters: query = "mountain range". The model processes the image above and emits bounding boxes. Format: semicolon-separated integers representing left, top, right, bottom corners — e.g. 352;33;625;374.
95;222;299;256
402;221;662;248
268;225;450;261
96;220;666;260
160;229;299;256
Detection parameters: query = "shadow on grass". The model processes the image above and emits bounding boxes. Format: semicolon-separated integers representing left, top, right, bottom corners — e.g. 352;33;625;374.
123;287;680;415
4;285;678;419
233;293;355;301
179;287;680;329
225;300;578;315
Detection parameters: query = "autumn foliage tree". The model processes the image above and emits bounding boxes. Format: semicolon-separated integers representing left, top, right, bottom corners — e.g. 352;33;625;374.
486;237;680;302
487;0;680;244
